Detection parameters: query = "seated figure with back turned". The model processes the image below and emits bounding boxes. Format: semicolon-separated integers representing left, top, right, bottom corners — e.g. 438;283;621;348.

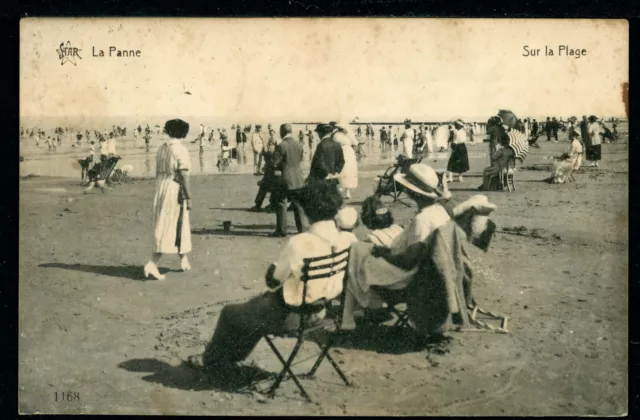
187;180;353;380
478;117;515;191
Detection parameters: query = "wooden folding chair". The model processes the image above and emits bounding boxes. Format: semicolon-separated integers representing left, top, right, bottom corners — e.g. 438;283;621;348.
498;158;516;191
262;247;352;402
506;158;516;191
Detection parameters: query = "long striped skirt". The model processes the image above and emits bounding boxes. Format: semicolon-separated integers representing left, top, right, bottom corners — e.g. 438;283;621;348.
152;175;192;254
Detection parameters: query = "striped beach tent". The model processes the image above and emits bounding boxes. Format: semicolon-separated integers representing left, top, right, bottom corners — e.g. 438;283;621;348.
507;130;529;162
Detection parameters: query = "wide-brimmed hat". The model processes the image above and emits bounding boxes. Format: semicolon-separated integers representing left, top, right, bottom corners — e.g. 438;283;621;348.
393;164;445;199
588;115;598;122
453;119;465;127
335;206;359;230
315;123;336;136
452;195;497;218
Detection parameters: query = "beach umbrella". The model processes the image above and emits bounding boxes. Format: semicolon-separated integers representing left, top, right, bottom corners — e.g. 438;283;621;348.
506;130;529;162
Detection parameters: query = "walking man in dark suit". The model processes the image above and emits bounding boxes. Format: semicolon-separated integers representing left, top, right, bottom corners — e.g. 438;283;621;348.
270;124;307;237
545;117;552;141
308;123;345;183
551;117;559;142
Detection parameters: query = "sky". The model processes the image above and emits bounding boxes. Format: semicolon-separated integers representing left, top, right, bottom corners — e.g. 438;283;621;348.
20;18;628;122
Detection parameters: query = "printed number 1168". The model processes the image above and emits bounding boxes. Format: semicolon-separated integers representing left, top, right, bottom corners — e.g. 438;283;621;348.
54;391;80;402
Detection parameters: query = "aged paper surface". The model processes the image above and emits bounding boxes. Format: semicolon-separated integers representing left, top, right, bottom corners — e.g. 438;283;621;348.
20;18;628;415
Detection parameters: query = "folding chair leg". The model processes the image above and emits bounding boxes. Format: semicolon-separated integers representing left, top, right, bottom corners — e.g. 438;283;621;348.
395;313;410;328
307;339;350;386
264;336;311;402
306;339;330;378
390;307;410;328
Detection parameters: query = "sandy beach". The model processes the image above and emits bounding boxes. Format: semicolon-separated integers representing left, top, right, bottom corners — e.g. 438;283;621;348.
18;138;628;415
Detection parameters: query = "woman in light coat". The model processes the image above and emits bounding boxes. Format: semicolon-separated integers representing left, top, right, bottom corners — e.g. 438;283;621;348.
143;118;193;281
332;123;359;200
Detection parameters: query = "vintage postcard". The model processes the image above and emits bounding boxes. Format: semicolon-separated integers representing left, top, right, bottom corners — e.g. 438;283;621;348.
19;18;628;415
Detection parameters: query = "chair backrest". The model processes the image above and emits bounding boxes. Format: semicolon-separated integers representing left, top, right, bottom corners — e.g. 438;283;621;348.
297;246;351;329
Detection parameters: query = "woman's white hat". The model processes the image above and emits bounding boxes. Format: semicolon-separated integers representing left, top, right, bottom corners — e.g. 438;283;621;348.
333;122;358;146
452;195;497;217
335;206;359;230
393;163;444;200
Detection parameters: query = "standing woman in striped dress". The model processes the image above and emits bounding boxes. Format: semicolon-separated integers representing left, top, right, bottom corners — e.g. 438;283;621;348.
143;119;193;280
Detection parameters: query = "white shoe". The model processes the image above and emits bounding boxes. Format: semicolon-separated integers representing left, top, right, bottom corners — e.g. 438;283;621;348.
458;175;464;183
144;262;165;280
180;256;192;272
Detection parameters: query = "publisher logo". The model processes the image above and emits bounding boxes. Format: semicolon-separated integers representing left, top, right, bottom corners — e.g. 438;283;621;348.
56;41;82;66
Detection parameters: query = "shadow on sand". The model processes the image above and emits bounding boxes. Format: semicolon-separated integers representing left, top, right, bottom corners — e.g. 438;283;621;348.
331;323;432;355
191;229;272;238
118;358;273;395
38;263;178;280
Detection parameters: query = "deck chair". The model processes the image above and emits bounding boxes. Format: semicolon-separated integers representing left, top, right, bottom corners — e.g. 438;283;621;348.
101;156;121;183
374;156;422;206
262;246;352;402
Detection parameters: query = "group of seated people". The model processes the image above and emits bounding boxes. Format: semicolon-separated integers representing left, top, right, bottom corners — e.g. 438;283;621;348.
187;163;498;381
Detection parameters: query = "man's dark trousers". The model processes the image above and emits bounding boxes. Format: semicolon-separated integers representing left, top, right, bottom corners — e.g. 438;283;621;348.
274;187;305;235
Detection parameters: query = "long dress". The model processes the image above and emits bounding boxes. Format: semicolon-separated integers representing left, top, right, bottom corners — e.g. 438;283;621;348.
152;139;192;254
586;122;603;161
333;131;359;190
552;139;583;183
447;129;470;174
434;125;449;150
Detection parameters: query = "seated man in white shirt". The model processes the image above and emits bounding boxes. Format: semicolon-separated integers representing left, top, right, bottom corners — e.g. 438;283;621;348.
187;181;353;375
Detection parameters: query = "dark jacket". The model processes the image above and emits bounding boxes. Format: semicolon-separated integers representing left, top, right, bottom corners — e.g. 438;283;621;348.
579;120;591;146
273;135;305;190
308;136;345;181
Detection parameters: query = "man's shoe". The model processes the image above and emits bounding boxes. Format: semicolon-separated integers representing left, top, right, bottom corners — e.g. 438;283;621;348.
248;206;261;212
268;232;287;238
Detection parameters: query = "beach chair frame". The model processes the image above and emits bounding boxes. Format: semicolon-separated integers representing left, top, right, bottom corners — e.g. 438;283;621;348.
374;156;422;207
262;247;352;402
370;286;411;329
498;158;516;192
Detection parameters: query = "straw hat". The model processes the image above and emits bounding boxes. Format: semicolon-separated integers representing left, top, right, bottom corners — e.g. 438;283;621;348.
393;164;444;199
452;195;497;218
335;206;359;230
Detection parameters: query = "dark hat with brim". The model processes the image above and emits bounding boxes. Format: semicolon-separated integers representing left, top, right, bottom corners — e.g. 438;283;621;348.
315;123;336;135
164;119;190;139
588;115;598;122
